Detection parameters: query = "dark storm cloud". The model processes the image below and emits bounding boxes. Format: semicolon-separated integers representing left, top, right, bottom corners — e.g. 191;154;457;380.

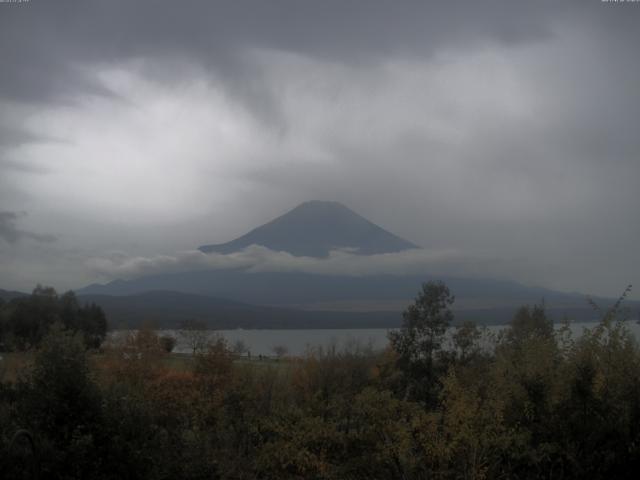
0;0;635;136
0;0;575;104
0;211;56;244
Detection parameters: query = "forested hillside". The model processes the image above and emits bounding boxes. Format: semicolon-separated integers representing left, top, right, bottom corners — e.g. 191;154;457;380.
0;286;107;350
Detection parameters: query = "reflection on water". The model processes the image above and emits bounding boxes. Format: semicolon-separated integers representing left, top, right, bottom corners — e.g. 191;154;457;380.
111;320;640;357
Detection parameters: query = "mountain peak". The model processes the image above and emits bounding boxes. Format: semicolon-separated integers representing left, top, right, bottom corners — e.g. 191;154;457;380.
296;200;348;208
198;201;419;257
286;200;365;218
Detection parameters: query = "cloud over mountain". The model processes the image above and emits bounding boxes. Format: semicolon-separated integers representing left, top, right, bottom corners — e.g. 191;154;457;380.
85;244;502;281
86;201;495;280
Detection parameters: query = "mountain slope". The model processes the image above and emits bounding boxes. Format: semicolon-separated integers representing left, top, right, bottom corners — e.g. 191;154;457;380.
78;291;400;329
199;200;419;257
76;270;633;325
0;288;28;301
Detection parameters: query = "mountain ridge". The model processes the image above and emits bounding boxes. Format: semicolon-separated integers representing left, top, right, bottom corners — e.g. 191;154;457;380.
76;288;634;328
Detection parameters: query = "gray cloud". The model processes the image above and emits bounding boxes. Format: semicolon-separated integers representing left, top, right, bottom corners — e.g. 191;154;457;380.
0;127;43;149
85;245;503;281
0;0;639;298
0;1;561;101
0;211;56;244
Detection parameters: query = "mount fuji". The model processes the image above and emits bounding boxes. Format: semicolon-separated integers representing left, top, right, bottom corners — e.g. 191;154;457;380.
198;200;419;257
77;201;630;327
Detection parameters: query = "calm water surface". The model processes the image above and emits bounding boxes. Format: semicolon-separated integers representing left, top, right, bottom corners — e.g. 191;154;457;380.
112;321;640;357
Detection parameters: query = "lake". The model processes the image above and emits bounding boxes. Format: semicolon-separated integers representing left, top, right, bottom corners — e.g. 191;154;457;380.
112;320;640;357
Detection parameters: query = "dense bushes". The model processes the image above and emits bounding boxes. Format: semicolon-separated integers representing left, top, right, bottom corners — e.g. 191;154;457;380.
1;282;640;479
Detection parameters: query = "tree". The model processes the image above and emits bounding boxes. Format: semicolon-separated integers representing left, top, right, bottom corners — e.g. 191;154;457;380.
76;302;107;349
232;339;248;357
1;287;107;351
59;291;107;349
193;335;234;394
8;285;59;349
452;320;482;362
178;319;209;355
388;281;454;401
15;324;104;478
506;303;553;346
159;335;177;353
271;345;288;359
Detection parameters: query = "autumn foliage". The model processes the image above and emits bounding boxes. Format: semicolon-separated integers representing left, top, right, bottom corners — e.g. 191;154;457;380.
1;282;640;479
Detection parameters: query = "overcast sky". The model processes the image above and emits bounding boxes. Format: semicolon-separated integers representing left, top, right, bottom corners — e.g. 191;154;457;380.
1;0;639;299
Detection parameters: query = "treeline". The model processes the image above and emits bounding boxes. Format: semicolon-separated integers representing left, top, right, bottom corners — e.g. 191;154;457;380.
0;285;107;351
1;282;640;479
